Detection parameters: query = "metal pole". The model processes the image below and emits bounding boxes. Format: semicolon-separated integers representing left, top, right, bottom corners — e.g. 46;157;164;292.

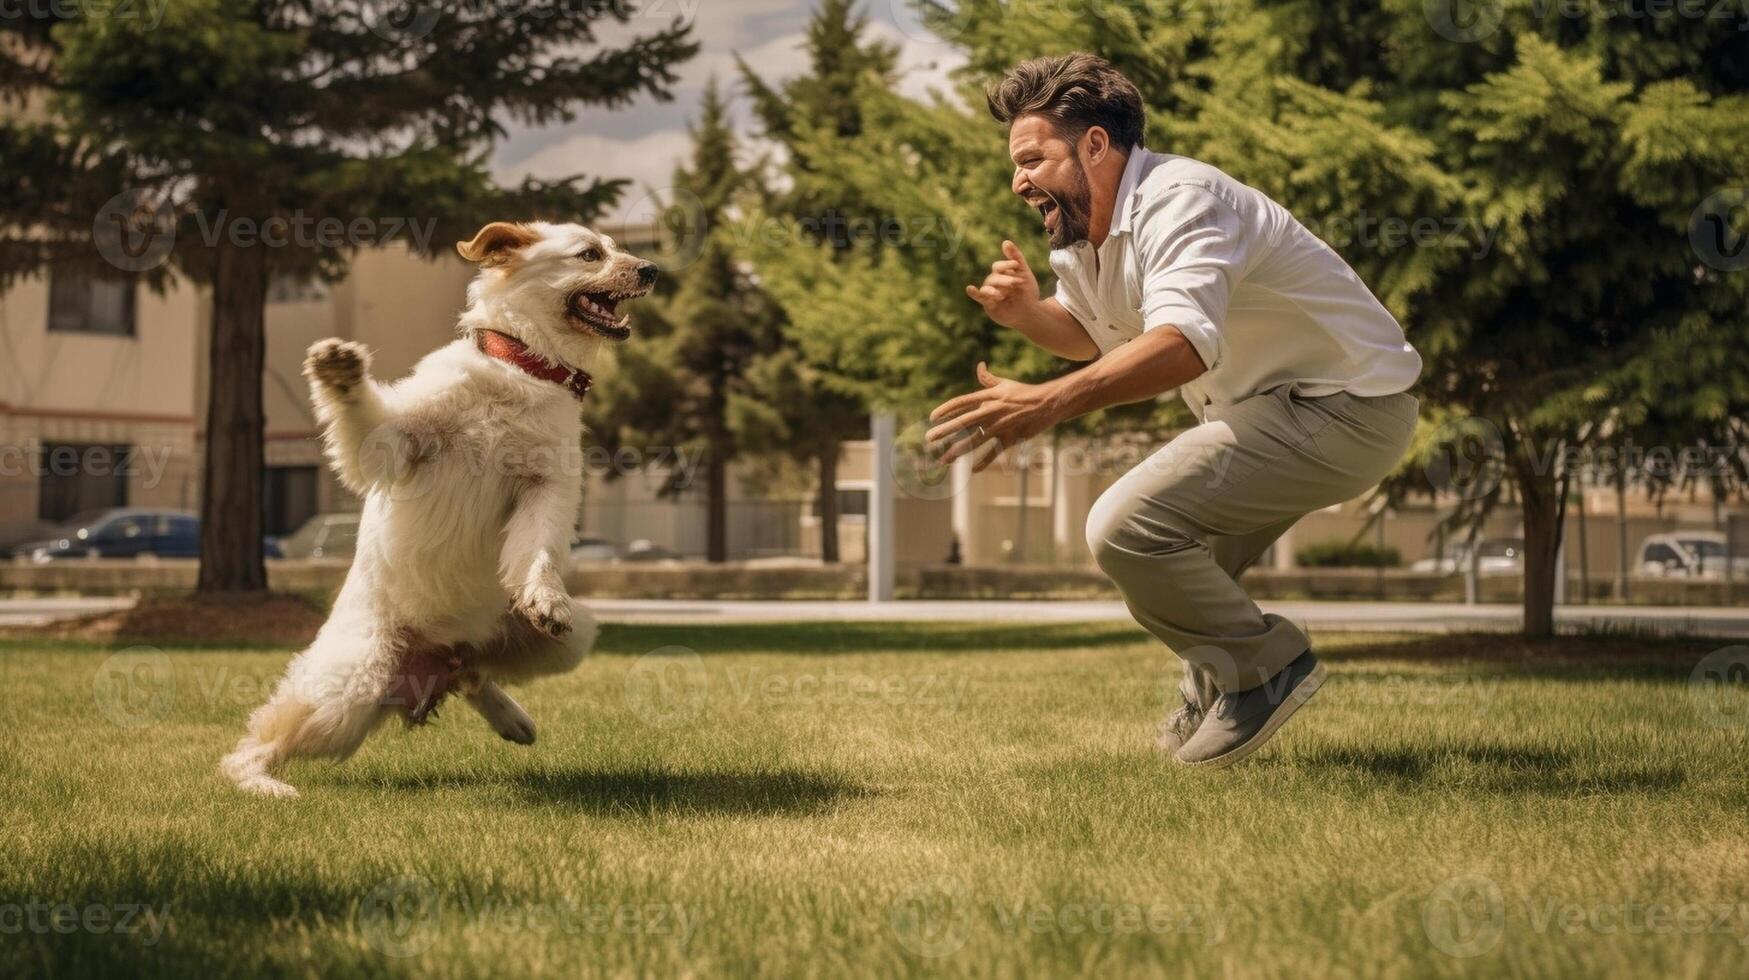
868;413;896;602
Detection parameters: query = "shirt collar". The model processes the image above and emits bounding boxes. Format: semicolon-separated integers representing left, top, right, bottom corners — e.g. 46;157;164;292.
1108;145;1155;238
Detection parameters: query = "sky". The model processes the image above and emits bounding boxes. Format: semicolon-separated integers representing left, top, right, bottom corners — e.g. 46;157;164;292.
490;0;968;223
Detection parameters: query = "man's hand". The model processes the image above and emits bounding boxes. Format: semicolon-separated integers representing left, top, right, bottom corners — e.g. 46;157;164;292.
965;240;1042;329
926;362;1065;472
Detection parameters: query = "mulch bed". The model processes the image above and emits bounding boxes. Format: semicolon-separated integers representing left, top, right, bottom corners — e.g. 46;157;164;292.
4;594;327;647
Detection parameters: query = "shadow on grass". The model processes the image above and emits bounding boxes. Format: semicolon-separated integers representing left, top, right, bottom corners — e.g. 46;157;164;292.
594;620;1148;656
333;764;871;817
1316;631;1718;681
1288;742;1688;795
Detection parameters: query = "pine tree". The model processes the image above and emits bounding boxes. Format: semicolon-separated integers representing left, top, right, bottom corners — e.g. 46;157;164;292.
831;1;1749;635
583;79;783;563
0;2;695;592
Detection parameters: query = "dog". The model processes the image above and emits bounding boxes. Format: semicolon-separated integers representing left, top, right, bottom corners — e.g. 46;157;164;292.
220;221;656;796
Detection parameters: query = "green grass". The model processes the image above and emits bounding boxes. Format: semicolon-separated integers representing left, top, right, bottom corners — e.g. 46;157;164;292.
3;622;1748;978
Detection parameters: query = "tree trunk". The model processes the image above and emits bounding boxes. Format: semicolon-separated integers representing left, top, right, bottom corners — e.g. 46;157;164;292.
1516;457;1562;638
705;446;727;563
818;439;840;564
197;233;268;594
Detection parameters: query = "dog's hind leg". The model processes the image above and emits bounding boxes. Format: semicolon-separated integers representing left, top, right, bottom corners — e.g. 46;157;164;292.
220;647;400;797
465;683;537;745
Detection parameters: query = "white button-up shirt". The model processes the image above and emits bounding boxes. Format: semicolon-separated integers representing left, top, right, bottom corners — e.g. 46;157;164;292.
1049;147;1421;419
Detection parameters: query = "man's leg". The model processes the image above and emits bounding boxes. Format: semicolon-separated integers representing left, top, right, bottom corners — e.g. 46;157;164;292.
1086;385;1417;762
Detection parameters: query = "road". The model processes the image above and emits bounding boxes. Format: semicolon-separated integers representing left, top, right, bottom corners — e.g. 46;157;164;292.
2;595;1743;639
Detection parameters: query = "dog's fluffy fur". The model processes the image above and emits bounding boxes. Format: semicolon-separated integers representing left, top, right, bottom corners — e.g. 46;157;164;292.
220;221;655;797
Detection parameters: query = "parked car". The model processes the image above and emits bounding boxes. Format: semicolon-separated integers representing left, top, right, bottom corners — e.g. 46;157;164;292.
621;538;681;563
12;508;201;561
12;508;285;562
274;513;361;560
1409;537;1524;576
1637;531;1749;579
569;536;619;564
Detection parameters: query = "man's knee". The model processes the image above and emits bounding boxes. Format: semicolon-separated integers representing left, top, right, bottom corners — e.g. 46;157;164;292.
1084;485;1196;576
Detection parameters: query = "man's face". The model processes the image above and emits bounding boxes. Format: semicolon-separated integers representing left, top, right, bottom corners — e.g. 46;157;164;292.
1009;114;1093;250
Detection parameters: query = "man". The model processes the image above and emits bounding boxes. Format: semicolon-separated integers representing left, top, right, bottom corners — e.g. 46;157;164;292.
928;53;1421;768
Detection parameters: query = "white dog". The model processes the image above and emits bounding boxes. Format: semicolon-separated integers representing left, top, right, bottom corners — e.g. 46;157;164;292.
221;221;656;797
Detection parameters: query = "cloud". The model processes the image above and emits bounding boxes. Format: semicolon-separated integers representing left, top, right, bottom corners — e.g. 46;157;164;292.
495;129;695;222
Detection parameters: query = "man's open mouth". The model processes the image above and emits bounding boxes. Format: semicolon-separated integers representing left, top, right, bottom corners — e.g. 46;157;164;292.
566;288;647;342
1033;197;1060;232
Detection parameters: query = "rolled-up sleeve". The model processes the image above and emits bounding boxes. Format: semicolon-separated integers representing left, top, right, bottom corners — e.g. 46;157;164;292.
1134;185;1248;372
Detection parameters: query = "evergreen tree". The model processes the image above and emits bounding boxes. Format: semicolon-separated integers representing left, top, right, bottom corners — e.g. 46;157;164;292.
583;79;783;563
811;1;1749;635
0;2;695;593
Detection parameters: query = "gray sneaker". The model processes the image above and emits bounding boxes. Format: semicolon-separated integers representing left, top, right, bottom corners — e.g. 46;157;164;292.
1175;651;1325;768
1155;698;1205;755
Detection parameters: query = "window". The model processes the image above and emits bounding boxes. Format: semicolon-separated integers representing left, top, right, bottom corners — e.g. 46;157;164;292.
263;465;319;536
1643;543;1681;566
48;270;136;336
267;274;327;305
38;444;131;522
812;487;869;519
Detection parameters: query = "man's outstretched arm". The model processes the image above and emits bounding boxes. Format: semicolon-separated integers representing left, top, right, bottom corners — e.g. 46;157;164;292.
927;324;1208;470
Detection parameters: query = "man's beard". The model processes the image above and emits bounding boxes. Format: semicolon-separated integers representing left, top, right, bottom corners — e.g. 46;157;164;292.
1046;162;1093;250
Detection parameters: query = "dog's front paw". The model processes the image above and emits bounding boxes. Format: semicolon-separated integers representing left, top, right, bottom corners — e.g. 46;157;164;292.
304;338;371;393
514;586;573;639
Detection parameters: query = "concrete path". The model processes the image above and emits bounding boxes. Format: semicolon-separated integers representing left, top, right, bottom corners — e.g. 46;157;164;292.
2;595;1744;639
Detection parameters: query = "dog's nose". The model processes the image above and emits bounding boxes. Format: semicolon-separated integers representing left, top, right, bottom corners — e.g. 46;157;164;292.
636;262;658;286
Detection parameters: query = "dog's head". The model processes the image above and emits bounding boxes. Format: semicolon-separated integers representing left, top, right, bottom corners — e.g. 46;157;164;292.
455;221;657;368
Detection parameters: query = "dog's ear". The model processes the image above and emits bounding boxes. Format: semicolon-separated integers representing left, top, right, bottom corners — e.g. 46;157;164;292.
457;222;539;266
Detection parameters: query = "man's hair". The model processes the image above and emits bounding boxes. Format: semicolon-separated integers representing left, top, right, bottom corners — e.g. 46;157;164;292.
986;53;1145;150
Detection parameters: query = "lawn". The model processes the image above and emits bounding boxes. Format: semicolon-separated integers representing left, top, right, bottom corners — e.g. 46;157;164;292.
2;621;1747;978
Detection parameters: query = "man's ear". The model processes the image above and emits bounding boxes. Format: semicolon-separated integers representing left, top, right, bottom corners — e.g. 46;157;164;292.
457;222;538;266
1080;126;1112;168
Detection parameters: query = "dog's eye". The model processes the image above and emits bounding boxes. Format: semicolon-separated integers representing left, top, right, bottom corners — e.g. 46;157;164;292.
579;247;603;262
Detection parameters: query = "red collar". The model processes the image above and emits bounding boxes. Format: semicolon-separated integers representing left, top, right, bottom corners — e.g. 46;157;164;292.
475;329;593;400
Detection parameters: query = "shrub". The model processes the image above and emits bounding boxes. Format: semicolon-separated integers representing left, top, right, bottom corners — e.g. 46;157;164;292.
1295;540;1402;568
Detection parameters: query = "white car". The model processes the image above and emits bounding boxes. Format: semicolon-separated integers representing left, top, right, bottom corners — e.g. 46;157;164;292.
1410;537;1523;576
1637;531;1748;579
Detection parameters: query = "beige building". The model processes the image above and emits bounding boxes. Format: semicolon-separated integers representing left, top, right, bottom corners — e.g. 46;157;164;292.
3;240;1741;576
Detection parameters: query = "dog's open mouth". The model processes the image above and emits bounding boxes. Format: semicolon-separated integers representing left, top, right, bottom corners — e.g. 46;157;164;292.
566;288;646;342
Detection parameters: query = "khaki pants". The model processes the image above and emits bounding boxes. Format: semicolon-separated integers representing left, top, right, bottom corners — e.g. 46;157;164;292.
1085;383;1418;702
